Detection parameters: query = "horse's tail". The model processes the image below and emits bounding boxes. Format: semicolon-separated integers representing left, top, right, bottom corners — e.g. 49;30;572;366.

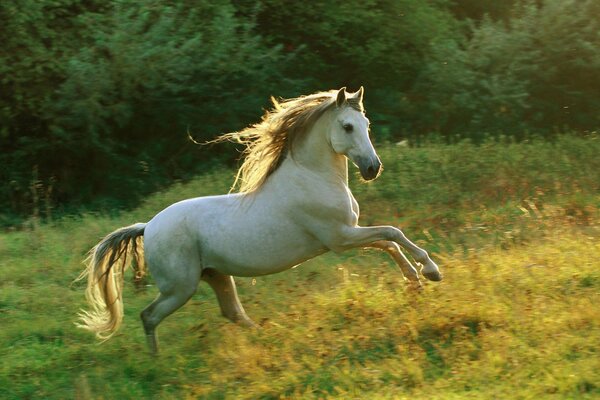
76;223;147;340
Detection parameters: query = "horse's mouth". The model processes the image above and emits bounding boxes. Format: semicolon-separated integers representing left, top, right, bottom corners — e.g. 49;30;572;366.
355;156;382;181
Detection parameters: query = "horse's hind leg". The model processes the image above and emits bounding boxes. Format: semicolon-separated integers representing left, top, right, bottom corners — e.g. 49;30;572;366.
141;274;200;354
369;241;421;286
201;269;256;327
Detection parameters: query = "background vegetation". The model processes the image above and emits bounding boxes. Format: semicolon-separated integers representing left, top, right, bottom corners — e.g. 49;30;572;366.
2;1;599;398
2;0;599;225
2;137;599;399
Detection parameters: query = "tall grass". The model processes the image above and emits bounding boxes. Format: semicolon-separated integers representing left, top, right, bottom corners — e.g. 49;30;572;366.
1;136;599;399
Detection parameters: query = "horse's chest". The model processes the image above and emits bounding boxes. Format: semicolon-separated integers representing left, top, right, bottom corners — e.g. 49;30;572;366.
317;192;360;226
349;208;359;226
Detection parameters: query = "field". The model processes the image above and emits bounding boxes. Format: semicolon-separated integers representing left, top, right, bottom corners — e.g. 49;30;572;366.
1;136;599;399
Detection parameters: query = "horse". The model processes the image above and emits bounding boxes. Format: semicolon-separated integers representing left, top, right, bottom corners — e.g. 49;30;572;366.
77;87;442;354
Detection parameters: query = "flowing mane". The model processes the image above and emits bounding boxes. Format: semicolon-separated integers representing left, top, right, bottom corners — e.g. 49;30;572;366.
213;89;364;193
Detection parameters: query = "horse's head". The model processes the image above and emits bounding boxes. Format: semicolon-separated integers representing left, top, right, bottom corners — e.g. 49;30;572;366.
329;87;381;181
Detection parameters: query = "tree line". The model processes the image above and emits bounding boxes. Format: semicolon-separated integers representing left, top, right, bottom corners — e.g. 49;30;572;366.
1;0;599;225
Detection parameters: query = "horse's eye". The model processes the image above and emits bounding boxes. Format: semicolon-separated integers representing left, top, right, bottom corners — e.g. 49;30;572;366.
343;123;353;133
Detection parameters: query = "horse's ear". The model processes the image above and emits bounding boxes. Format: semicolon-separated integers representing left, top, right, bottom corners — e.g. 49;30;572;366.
336;87;347;107
351;86;364;103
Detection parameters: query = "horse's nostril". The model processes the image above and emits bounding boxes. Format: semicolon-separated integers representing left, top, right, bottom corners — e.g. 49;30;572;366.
375;161;382;174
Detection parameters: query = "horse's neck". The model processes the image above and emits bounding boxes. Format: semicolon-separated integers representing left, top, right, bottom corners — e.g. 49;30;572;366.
288;117;348;184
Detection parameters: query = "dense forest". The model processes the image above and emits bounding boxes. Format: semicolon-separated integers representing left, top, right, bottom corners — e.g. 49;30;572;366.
1;0;599;225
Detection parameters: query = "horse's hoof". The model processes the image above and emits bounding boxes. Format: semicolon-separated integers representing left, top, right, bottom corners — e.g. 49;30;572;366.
238;316;259;329
423;270;443;282
408;280;424;292
407;278;422;288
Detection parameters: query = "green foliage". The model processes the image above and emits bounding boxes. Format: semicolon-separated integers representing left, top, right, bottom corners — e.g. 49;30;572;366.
0;0;291;223
1;0;600;223
253;0;463;139
448;0;518;21
358;135;600;210
417;0;600;137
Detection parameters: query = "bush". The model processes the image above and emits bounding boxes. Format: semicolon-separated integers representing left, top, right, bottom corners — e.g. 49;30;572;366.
415;0;600;138
252;0;463;140
1;0;599;224
0;0;291;223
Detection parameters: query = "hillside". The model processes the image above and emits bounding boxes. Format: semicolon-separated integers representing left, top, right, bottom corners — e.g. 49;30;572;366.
1;137;599;399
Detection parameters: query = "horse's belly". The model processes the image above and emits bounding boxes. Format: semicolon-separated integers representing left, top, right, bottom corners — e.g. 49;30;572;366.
201;225;327;277
146;193;330;277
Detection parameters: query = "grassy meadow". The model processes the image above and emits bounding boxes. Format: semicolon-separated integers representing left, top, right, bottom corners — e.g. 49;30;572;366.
1;135;599;399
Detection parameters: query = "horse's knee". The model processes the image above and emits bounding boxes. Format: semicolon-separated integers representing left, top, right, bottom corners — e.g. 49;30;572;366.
141;285;197;327
140;307;157;334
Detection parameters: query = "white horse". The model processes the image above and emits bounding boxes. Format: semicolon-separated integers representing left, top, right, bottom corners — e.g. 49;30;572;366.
78;87;442;354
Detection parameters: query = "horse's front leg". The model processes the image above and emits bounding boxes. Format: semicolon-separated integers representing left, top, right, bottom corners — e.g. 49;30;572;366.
368;241;421;285
332;225;442;282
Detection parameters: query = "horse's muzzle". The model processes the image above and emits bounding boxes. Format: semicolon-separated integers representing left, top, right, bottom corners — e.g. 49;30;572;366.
357;156;382;181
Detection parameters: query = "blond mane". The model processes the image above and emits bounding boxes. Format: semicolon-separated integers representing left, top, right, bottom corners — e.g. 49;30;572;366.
213;89;363;193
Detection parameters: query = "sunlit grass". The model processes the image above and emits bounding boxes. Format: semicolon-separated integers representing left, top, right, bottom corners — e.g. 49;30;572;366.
1;137;599;399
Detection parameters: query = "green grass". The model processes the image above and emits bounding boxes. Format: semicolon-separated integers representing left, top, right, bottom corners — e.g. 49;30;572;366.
1;136;599;399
